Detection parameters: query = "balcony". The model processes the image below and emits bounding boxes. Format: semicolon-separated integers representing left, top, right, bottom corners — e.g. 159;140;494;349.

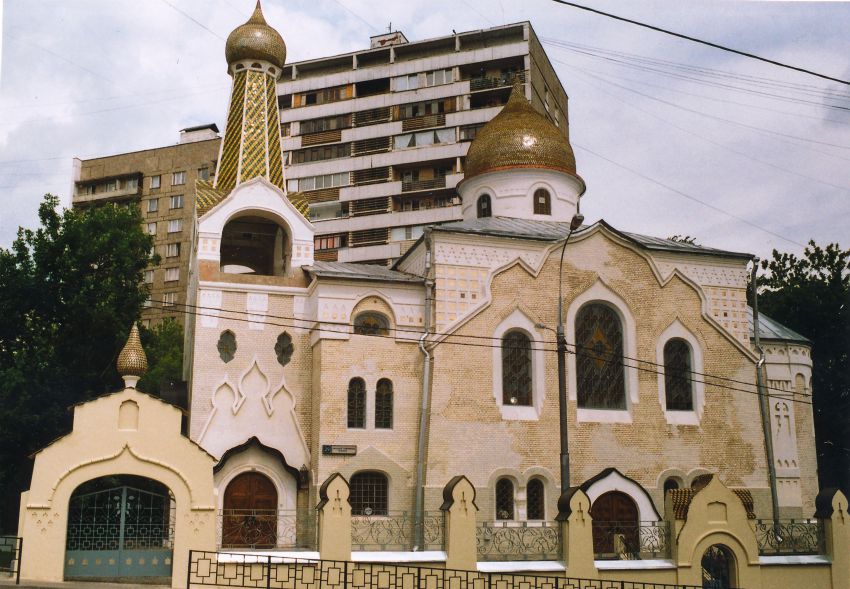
352;136;391;156
592;521;671;560
476;521;561;561
217;509;317;551
350;227;390;248
401;113;446;133
352;166;391;186
469;70;526;92
755;519;825;556
301;129;343;146
353;106;392;127
351;196;390;217
402;177;447;193
351;511;444;551
302;187;341;204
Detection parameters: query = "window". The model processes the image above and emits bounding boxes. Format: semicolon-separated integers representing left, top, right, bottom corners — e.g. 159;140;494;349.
353;312;389;336
347;378;366;428
663;478;680;494
150;175;161;189
106;180;117;192
315;235;341;251
164;267;179;282
296;85;350;107
291;143;351;164
393;128;455;150
477;194;491;218
172;171;186;185
218;330;236;363
198;167;210;181
349;472;388;516
664;339;693;411
297;172;349;192
533;188;551;215
146;222;157;235
576;303;626;409
375;379;393;429
166;243;181;258
144;270;154;284
527;479;545;520
162;292;176;307
495;478;514;520
394;73;420;91
167;219;182;233
299;114;350;135
502;331;532;406
143;296;153;308
426;68;453;87
170;195;184;209
460;124;484;142
275;332;293;366
147;198;159;213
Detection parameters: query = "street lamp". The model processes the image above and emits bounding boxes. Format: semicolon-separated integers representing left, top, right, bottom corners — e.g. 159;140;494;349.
555;212;583;493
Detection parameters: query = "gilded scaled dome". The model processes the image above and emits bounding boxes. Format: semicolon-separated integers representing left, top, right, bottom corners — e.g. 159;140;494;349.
225;1;286;70
117;323;148;378
464;80;578;180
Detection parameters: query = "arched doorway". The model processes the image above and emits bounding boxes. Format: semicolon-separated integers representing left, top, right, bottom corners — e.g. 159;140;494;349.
64;475;173;581
590;491;639;559
222;472;278;548
701;544;736;588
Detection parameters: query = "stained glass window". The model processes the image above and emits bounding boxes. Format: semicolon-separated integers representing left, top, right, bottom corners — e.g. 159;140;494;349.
375;379;393;429
350;472;388;516
527;479;545;520
353;312;389;336
495;478;515;520
347;378;366;428
664;339;693;411
502;331;532;406
576;304;626;409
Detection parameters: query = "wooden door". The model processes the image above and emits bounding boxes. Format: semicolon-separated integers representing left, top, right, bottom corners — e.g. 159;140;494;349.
222;473;278;548
590;491;639;557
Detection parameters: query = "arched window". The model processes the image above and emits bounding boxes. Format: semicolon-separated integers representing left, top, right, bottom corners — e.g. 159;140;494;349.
533;188;551;215
375;379;393;429
502;331;532;406
663;478;680;495
350;472;388;516
477;194;492;218
576;303;626;409
347;378;366;428
353;312;389;336
701;544;736;589
527;479;545;520
590;491;639;558
495;478;515;520
663;338;693;411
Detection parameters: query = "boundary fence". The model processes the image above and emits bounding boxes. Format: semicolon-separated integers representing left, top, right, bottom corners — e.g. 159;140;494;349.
0;536;22;585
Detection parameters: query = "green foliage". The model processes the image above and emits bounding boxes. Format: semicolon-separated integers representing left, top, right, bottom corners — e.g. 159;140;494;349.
138;318;184;395
755;240;850;493
0;195;156;532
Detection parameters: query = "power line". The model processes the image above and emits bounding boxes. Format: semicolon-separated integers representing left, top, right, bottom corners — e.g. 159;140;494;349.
327;0;381;33
547;0;850;86
159;0;226;41
148;298;809;404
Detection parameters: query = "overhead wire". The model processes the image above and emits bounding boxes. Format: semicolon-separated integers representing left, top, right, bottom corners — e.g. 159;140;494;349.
159;0;226;41
146;297;809;403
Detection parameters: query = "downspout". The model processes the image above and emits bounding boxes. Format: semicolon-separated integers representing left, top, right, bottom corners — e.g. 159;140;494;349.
414;229;434;550
751;258;781;525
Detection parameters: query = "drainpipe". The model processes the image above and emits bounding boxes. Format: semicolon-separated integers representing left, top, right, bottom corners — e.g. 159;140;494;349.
751;258;781;526
414;229;434;550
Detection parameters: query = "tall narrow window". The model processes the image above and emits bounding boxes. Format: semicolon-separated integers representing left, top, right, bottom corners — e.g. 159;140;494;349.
664;339;693;411
527;479;545;520
576;303;626;409
375;379;393;429
502;331;532;406
495;478;515;520
347;378;366;428
477;194;492;218
350;472;388;516
533;188;551;215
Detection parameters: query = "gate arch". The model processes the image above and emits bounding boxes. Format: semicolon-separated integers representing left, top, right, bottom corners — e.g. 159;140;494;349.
701;543;736;588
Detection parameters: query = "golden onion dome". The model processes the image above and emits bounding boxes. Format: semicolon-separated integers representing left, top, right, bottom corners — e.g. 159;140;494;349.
225;1;287;70
117;324;148;378
464;80;578;180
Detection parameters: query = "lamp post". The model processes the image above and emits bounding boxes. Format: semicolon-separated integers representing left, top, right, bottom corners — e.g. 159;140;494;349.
555;212;583;493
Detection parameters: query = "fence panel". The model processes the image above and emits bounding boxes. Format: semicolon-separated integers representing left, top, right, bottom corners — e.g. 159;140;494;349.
0;536;22;585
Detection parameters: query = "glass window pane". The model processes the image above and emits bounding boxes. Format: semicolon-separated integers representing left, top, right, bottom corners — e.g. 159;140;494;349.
348;378;366;428
664;339;693;411
495;479;514;520
502;331;532;406
576;304;626;409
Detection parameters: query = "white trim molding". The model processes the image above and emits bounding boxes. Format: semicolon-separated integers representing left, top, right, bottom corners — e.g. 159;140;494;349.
491;309;546;420
656;319;705;426
584;469;661;523
566;280;639;424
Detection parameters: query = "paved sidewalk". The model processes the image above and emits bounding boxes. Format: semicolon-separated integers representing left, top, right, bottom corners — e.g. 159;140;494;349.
0;580;169;589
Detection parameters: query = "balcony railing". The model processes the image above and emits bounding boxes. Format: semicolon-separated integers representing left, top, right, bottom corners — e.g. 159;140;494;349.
350;227;390;248
592;521;671;560
0;536;22;584
755;519;825;556
402;177;447;192
351;196;390;217
353;106;392;127
217;509;317;551
476;521;561;561
352;136;391;156
352;167;390;186
301;129;343;146
402;113;446;132
303;187;341;204
469;70;526;92
351;511;444;551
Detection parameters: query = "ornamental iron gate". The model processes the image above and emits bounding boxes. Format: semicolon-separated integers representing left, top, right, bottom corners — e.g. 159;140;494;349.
65;483;174;580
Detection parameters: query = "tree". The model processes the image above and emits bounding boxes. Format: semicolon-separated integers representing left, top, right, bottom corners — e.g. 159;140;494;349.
139;318;184;395
0;195;156;532
755;241;850;493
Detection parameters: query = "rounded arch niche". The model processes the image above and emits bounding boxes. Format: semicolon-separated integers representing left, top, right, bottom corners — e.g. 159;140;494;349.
220;212;292;276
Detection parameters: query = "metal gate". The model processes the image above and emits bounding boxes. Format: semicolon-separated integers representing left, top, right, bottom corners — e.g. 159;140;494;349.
65;485;173;580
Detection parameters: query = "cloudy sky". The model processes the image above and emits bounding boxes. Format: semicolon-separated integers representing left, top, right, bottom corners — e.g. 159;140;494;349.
0;0;848;260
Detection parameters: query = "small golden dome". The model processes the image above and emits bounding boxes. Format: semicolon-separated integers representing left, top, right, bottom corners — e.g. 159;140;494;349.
117;324;148;378
225;1;286;70
464;80;579;180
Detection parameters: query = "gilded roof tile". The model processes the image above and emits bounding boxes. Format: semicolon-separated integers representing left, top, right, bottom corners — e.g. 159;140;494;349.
117;323;148;377
225;1;286;70
196;179;227;216
464;79;579;180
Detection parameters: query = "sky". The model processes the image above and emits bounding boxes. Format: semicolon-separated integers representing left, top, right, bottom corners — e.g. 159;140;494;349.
0;0;848;261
